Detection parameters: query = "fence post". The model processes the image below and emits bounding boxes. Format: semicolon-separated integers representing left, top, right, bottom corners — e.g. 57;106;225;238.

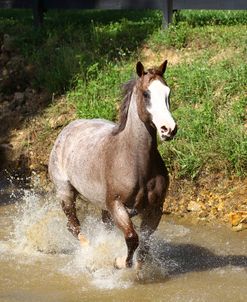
32;0;45;27
163;0;173;27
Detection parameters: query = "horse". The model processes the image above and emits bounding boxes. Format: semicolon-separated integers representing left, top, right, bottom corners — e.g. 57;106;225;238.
48;60;177;269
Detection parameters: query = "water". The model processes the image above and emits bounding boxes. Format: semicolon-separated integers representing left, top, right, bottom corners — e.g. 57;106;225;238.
0;187;247;302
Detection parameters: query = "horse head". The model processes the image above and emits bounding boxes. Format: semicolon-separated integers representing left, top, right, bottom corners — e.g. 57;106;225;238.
136;60;177;141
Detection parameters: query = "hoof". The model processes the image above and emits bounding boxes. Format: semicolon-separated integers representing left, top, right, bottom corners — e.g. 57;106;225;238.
114;256;127;269
78;233;89;247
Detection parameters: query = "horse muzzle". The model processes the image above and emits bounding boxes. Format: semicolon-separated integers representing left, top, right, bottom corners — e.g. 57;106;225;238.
160;124;178;141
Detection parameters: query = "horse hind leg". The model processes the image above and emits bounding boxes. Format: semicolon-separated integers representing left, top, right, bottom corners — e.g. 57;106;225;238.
57;181;89;246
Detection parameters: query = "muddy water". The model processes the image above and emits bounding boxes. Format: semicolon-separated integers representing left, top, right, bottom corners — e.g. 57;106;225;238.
0;189;247;302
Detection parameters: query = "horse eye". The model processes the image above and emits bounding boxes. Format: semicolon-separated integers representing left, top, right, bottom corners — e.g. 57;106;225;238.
143;91;149;98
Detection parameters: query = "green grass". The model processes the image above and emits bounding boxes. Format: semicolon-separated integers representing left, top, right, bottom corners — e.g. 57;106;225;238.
175;10;247;26
0;9;161;93
0;9;246;179
69;62;133;121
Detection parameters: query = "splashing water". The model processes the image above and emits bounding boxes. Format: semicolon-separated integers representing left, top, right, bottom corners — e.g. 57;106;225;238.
4;190;139;289
3;189;186;289
11;190;76;254
1;187;247;301
61;215;134;289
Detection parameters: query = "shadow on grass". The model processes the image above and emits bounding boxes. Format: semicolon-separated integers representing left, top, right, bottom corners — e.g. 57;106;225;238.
0;8;162;173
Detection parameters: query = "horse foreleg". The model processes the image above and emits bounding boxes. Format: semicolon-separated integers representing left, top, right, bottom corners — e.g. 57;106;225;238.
61;196;89;246
138;206;163;267
108;199;139;269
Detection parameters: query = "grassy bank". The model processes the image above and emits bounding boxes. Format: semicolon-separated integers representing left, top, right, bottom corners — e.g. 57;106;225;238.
0;9;246;180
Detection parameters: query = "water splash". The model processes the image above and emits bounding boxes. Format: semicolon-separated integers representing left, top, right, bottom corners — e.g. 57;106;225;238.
4;189;192;289
60;215;136;289
5;190;135;288
11;190;76;254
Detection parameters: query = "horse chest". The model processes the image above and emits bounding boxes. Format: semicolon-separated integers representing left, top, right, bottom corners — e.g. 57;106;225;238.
108;171;138;200
108;173;153;208
108;169;167;211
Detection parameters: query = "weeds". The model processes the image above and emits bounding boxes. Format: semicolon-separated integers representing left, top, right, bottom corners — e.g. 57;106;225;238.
161;50;246;178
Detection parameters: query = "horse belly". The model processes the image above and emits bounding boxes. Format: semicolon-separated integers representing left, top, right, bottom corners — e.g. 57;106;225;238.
71;165;107;210
78;189;107;210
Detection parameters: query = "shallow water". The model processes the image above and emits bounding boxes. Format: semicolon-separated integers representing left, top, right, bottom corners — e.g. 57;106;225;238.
0;188;247;302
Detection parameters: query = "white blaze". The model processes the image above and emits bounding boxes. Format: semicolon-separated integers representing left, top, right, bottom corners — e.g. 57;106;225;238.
147;80;176;140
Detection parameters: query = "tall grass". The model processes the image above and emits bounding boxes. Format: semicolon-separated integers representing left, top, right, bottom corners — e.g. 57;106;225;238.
0;9;246;178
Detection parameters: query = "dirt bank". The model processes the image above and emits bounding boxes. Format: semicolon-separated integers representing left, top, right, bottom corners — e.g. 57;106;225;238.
0;33;50;175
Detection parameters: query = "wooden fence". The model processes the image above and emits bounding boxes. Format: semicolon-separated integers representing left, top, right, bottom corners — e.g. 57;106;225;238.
0;0;246;27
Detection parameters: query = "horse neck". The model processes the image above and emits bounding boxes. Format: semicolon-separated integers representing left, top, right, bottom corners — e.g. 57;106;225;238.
119;91;157;158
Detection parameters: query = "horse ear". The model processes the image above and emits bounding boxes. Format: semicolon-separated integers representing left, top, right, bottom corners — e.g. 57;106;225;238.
136;61;145;77
159;60;168;76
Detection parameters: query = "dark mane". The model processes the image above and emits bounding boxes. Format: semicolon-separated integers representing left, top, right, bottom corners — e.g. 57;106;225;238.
112;78;137;135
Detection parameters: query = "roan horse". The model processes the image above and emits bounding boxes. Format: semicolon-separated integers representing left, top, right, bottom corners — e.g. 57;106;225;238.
49;60;177;269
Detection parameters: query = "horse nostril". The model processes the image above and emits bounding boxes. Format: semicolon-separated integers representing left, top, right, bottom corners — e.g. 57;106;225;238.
161;126;168;134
